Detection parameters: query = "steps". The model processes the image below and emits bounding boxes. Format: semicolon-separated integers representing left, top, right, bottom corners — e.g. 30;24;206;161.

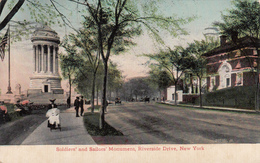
28;93;67;104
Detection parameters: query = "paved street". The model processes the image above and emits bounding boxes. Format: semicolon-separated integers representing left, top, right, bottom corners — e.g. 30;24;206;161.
105;102;260;144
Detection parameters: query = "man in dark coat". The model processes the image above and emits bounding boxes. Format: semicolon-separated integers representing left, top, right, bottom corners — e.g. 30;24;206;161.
67;96;71;108
74;97;80;117
80;96;84;116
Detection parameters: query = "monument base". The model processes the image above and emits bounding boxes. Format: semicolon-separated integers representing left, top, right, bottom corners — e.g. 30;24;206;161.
27;89;66;104
0;94;15;103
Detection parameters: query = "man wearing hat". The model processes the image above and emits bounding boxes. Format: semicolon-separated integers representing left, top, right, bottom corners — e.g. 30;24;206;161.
74;97;80;117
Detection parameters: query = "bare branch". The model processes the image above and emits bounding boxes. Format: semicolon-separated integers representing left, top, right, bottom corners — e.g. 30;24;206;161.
0;0;25;31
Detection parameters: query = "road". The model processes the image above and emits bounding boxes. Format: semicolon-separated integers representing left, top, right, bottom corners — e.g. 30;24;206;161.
105;102;260;144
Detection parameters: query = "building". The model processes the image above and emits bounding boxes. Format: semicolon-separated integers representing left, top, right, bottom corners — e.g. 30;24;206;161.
27;26;65;104
166;86;183;103
203;35;260;91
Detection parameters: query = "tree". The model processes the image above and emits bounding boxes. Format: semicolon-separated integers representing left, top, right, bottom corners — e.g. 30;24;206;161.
213;0;260;111
107;62;123;100
0;0;25;31
144;46;191;105
122;77;155;101
68;20;102;112
60;37;80;107
2;1;70;42
70;0;193;128
148;65;171;101
185;36;219;107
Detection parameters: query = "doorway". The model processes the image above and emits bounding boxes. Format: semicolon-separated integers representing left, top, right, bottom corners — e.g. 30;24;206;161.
44;85;48;93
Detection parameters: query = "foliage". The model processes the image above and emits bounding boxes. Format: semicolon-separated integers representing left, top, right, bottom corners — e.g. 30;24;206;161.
186;36;219;78
72;0;193;128
213;0;260;39
144;46;193;104
0;0;25;31
148;65;171;91
213;0;260;111
107;61;124;96
201;86;255;110
144;46;191;85
1;0;73;42
121;76;157;101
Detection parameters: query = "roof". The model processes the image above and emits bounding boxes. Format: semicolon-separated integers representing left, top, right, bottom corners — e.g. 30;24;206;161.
203;36;260;57
31;25;60;44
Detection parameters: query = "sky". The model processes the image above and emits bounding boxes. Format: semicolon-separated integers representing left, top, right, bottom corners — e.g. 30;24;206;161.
0;0;235;94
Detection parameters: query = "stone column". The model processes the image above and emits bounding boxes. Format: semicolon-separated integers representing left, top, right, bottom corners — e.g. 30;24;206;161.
55;47;58;73
37;45;40;73
33;46;36;72
48;45;51;73
53;46;56;74
41;45;44;72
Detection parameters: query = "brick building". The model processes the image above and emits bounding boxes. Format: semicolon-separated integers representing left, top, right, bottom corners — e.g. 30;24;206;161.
203;35;260;91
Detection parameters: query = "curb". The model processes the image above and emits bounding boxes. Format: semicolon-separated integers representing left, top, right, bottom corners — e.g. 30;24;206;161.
157;102;260;114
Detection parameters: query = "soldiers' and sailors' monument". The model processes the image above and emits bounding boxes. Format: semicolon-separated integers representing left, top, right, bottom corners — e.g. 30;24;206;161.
27;25;65;104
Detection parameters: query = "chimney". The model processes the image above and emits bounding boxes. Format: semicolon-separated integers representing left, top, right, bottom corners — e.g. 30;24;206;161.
220;35;227;46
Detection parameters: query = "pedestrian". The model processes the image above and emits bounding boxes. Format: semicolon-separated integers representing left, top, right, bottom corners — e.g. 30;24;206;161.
48;99;57;109
67;96;71;108
0;101;10;123
46;104;61;130
74;97;80;117
80;96;84;116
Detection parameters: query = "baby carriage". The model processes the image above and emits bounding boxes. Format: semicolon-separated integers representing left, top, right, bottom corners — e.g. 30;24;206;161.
46;107;61;131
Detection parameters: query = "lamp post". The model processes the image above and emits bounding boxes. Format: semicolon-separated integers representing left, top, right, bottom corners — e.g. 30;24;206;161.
6;24;12;94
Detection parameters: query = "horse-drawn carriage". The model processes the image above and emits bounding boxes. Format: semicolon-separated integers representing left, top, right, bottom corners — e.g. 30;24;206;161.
115;97;121;105
144;97;150;103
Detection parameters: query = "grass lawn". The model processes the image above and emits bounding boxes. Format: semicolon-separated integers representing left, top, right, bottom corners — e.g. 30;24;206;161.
87;105;101;112
83;111;123;136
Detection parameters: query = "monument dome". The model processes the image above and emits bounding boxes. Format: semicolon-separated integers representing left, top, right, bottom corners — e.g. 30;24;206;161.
31;26;60;44
28;26;65;104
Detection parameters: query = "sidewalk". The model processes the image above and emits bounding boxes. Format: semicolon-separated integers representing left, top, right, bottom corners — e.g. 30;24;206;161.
21;105;96;145
160;102;259;114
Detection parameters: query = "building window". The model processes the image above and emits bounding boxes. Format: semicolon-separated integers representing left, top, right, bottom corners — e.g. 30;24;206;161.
226;78;230;87
211;77;215;87
236;73;243;86
172;93;178;100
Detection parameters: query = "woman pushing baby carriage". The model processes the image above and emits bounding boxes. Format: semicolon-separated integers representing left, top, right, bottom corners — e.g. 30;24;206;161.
46;104;61;131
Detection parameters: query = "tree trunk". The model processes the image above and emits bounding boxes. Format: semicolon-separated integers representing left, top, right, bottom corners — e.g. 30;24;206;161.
159;89;161;102
69;75;72;107
175;70;179;105
255;50;260;112
199;77;202;108
100;60;108;129
96;85;99;106
174;81;177;105
91;73;96;113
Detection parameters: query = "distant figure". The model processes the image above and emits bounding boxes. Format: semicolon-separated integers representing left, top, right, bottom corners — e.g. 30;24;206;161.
74;97;80;117
48;99;57;109
144;96;150;103
192;97;196;106
67;96;71;108
80;96;84;116
0;102;9;123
